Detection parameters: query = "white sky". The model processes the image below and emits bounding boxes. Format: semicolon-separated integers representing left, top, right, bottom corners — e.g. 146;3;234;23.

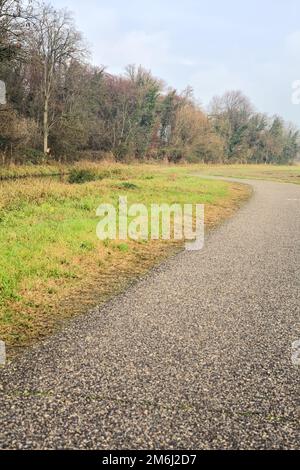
52;0;300;126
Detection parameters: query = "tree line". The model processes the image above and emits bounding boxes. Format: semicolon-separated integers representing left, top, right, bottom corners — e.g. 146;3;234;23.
0;0;299;165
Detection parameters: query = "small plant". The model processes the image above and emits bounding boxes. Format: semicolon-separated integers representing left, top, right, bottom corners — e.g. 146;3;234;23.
22;148;45;165
68;168;97;184
80;241;94;251
120;182;139;190
116;243;129;252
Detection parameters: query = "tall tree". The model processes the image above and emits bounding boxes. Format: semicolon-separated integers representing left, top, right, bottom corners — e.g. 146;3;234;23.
26;2;85;153
210;90;254;161
0;0;33;63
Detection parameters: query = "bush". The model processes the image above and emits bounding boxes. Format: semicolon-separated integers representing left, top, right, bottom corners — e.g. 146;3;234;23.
167;148;185;163
68;168;97;184
22;148;45;165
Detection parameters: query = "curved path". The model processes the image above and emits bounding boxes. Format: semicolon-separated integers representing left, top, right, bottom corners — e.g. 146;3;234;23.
0;178;299;449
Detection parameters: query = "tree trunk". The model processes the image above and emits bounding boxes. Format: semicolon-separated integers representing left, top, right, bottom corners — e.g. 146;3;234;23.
43;94;49;154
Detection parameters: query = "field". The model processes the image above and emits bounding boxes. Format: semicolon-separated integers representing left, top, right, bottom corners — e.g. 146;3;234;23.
189;163;300;184
0;163;255;353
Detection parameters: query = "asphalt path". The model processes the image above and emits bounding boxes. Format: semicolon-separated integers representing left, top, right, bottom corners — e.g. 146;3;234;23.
0;177;299;449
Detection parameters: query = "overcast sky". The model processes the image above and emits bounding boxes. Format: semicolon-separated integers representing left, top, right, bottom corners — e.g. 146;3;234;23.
51;0;300;125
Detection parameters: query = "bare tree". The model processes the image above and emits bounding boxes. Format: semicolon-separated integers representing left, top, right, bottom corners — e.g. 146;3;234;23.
27;2;85;153
0;0;34;62
210;90;253;126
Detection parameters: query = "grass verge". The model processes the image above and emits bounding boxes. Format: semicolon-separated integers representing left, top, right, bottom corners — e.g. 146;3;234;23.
0;163;251;355
187;163;300;184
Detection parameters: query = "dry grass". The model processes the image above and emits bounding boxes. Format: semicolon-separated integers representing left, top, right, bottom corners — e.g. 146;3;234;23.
187;163;300;184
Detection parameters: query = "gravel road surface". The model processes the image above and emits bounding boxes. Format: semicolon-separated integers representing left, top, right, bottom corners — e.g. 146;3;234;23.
0;178;299;449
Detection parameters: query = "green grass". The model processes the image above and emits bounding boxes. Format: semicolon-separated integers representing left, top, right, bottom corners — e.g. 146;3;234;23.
0;163;251;351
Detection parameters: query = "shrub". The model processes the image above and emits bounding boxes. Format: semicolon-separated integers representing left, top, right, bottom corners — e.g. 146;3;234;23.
68;168;97;184
22;148;45;165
